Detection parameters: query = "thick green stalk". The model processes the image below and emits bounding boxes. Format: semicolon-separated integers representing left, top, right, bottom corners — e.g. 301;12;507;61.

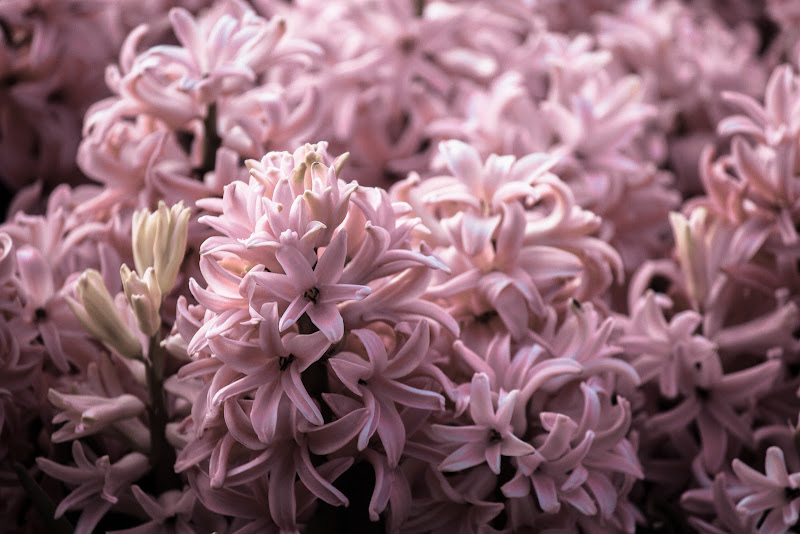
145;334;180;490
13;462;74;534
196;102;221;177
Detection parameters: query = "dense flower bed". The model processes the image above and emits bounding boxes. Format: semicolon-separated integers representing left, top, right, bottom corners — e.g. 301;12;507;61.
2;0;800;532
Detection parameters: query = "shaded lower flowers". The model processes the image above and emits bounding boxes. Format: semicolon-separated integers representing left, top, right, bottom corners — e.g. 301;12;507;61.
179;397;356;533
732;446;800;534
36;441;149;534
642;345;780;473
107;485;199;534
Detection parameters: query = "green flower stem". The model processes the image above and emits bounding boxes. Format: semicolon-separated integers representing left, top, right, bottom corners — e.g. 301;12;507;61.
13;462;74;534
795;428;800;459
145;334;180;490
196;102;221;178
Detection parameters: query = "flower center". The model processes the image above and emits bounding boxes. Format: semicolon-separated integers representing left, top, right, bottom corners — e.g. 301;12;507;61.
694;386;711;401
304;287;320;304
398;36;416;54
489;429;503;443
279;354;296;371
786;486;800;501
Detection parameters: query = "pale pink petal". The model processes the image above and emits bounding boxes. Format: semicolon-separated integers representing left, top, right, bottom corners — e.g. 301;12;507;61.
439;441;488;472
500;434;535;457
502;471;532;498
279;295;312;331
284;331;331;371
275;245;316;290
485;442;502;474
249;271;299;302
352;329;389;371
431;424;487;443
760;508;789;534
282;365;323;425
377;378;444;411
495;391;518;429
532;475;561;513
646;398;700;432
268;451;297;530
211;368;272;407
562;487;597;516
256;302;284;355
697;410;727;472
252;383;283;443
733;458;777;488
357;389;381;451
319;283;371;303
537;414;578;459
765;447;791;487
439;140;483;190
296;446;350;506
385;321;430;378
168;8;208;73
314;230;348;284
468;373;495;427
376;395;405;467
39;321;70;372
74;501;113;534
737;490;783;515
16;246;54;307
306;408;369;455
305;302;344;342
207;335;266;374
329;357;370;395
223;399;264;451
586;472;617;518
189;471;260;518
55;480;103;518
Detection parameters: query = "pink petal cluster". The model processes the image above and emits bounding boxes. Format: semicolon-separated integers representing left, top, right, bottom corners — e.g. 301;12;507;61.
393;139;623;339
0;0;211;193
170;142;454;531
7;0;800;533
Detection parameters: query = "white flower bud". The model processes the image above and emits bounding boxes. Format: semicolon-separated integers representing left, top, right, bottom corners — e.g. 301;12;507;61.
121;264;162;336
132;201;191;295
66;270;142;359
669;209;708;306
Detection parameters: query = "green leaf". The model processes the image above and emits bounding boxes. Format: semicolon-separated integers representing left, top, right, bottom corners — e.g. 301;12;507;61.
12;462;74;534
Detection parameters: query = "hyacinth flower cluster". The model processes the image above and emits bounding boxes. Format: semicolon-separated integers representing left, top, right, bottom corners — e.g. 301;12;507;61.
68;0;325;293
159;139;641;533
617;52;800;532
0;0;218;194
7;0;800;533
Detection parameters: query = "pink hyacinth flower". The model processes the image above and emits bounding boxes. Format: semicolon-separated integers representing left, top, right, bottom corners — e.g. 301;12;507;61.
250;229;371;342
432;372;534;475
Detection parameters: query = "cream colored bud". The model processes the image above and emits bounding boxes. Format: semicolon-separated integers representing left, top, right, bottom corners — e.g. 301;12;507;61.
132;201;191;295
121;264;162;336
669;208;709;306
66;269;142;359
